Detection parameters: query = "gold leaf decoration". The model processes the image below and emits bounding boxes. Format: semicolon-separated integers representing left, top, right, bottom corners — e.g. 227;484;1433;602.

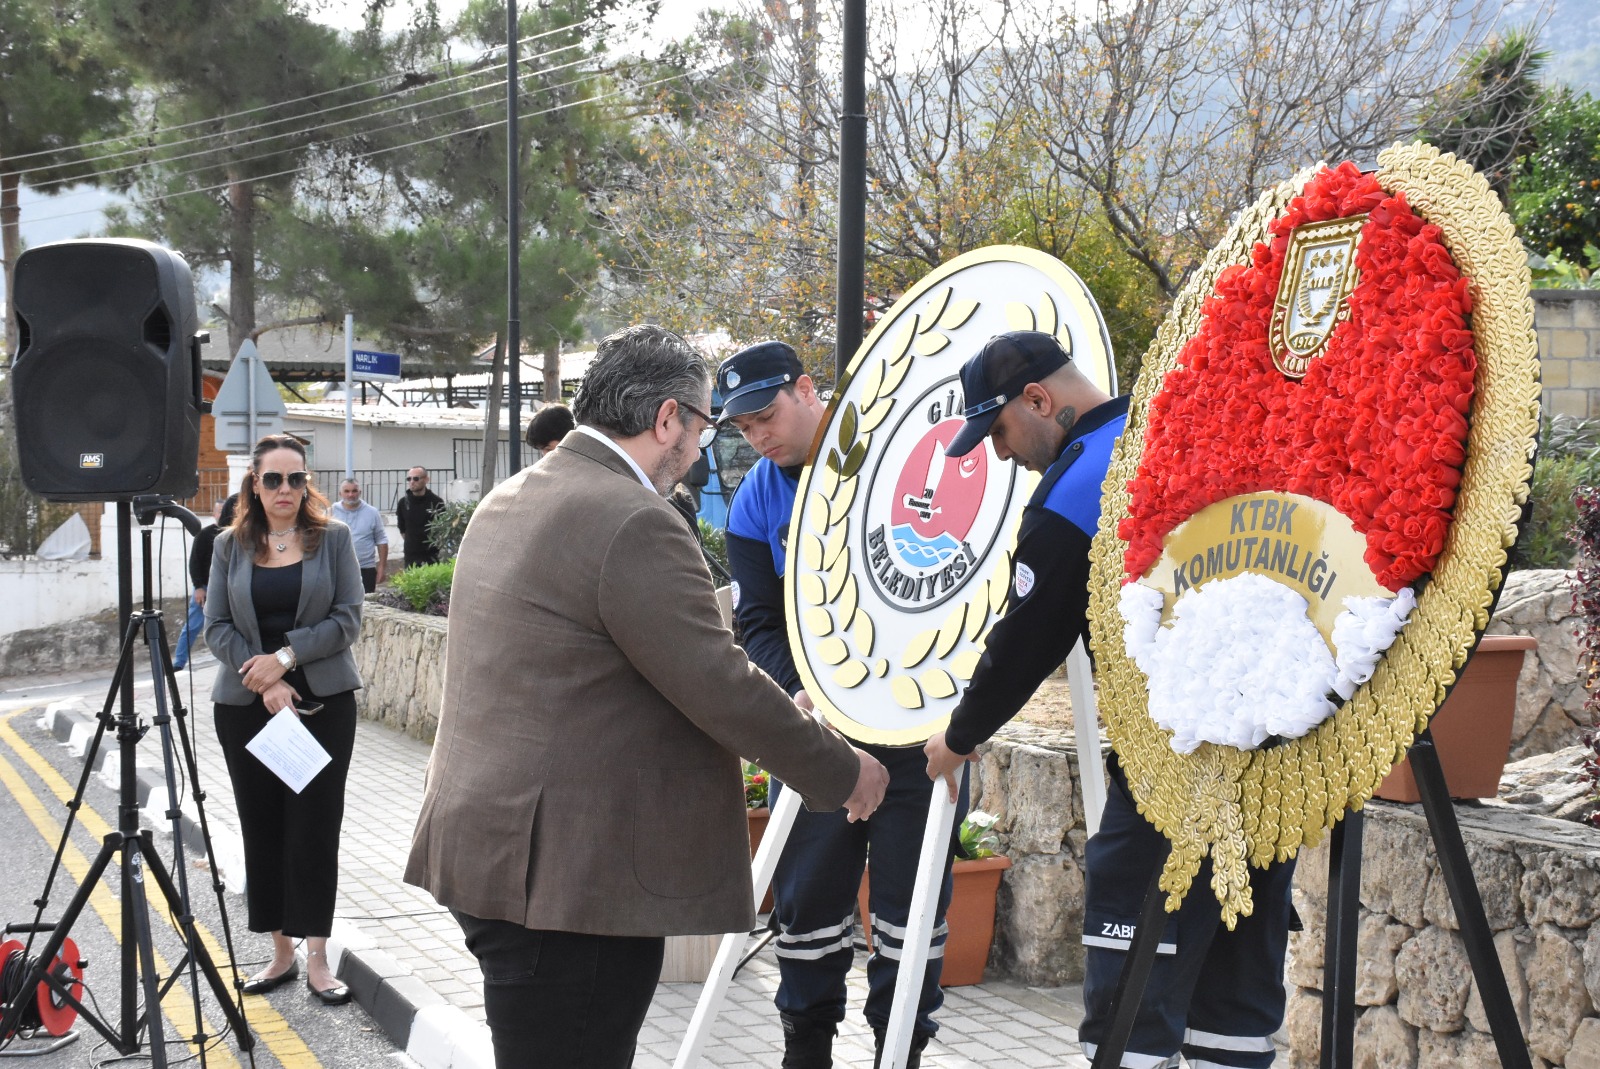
940;298;979;331
833;660;869;688
798;573;826;606
858;397;895;434
1005;302;1036;331
902;628;939;669
823;522;849;569
818;637;850;665
839;403;859;453
853;611;875;657
964;600;989;642
913;332;951;356
1037;291;1059;335
824;553;849;602
836;574;859;629
802;534;823;571
891;676;924;710
841;441;869;479
808;493;831;536
950;649;981;680
920;669;958;699
924;287;953;325
803;607;834;637
934;604;967;658
873;658;889;677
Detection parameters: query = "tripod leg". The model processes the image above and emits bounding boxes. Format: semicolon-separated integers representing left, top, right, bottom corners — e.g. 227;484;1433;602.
0;835;131;1052
1090;843;1172;1069
152;622;252;1015
1319;810;1363;1069
1409;731;1532;1069
141;835;254;1050
125;844;172;1069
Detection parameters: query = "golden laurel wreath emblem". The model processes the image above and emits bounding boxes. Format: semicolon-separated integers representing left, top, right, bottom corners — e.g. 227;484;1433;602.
788;246;1116;746
1086;143;1541;925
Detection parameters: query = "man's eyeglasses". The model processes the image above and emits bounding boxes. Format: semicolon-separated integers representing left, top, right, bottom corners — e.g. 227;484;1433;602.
678;401;719;450
407;475;426;482
258;471;309;491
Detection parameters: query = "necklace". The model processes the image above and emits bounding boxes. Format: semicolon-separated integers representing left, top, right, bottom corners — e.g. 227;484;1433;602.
267;526;298;553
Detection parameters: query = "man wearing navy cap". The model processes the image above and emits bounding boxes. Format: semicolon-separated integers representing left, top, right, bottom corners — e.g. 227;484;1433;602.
719;339;962;1069
925;330;1296;1069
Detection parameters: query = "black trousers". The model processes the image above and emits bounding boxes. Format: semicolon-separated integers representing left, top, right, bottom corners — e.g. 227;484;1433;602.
360;567;377;593
214;686;357;938
453;910;665;1069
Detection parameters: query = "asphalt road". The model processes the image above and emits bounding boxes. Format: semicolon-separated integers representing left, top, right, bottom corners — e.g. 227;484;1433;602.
0;668;413;1069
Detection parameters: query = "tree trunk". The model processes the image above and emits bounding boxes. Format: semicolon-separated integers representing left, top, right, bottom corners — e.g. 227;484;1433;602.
544;337;562;404
2;167;20;365
481;333;505;491
226;171;257;358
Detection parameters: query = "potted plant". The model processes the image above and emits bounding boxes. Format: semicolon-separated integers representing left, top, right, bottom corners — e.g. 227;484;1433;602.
857;810;1012;987
745;762;774;912
1373;633;1538;802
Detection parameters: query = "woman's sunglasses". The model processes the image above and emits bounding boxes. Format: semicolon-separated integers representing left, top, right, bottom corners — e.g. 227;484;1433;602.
257;470;310;491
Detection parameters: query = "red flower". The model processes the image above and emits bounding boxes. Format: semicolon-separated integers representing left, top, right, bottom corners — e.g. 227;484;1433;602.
1122;164;1476;591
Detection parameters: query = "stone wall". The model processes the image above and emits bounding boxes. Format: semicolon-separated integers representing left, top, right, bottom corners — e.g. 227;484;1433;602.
970;724;1091;985
352;602;448;742
1536;290;1600;420
1489;569;1587;760
1285;802;1600;1069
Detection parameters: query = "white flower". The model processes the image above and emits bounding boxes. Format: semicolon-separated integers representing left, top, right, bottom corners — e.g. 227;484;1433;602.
1117;574;1415;755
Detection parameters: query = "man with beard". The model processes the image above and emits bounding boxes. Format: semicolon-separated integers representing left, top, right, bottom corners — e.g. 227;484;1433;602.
406;325;889;1069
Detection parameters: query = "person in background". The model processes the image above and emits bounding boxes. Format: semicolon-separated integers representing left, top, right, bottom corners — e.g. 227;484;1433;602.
718;340;963;1069
205;436;365;1007
333;479;389;593
173;494;236;670
395;466;445;567
525;404;576;459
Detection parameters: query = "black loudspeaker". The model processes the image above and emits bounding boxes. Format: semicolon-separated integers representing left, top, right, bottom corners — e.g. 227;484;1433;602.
11;239;205;501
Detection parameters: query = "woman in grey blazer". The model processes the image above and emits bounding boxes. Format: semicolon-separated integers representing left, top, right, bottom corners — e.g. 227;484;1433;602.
204;434;364;1006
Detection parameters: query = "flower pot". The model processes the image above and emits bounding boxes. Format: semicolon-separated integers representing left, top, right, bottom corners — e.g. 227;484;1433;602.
1373;633;1535;803
748;806;773;912
857;854;1013;987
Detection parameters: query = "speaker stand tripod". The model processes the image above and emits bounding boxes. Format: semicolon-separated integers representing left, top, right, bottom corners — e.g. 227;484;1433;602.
0;501;255;1068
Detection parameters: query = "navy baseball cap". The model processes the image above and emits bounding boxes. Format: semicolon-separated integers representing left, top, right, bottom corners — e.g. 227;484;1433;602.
944;330;1072;457
716;340;804;419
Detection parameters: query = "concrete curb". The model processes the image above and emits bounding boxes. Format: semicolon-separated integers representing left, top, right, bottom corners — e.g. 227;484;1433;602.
35;701;493;1069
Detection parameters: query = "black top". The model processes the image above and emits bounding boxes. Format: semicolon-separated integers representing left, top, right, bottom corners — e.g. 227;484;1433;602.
189;523;221;589
252;561;303;653
395;489;445;565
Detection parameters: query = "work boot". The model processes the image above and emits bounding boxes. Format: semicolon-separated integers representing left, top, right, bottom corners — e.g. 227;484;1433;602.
871;1026;930;1069
780;1013;837;1069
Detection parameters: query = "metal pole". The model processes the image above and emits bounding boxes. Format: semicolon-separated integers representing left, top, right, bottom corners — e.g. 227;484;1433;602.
344;312;354;481
506;0;523;472
834;0;867;381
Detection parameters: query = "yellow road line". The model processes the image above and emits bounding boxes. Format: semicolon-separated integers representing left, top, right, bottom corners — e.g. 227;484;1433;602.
1;709;322;1068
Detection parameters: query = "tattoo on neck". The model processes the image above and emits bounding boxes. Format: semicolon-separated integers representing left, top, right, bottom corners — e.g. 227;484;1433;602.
1055;406;1078;435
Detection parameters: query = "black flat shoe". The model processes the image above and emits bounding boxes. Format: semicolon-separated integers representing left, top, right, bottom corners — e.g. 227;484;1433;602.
241;963;298;995
307;977;351;1006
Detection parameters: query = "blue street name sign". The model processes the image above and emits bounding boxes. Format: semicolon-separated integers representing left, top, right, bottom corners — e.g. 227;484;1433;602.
351;349;402;383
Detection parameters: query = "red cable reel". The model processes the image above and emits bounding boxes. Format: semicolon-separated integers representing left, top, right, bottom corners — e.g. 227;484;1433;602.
0;937;84;1039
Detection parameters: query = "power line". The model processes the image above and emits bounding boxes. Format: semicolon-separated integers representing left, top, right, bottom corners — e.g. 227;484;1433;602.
19;52;600;196
2;15;604;168
19;70;694;228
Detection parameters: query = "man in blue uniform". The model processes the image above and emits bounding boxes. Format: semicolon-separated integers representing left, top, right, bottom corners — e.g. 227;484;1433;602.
718;340;964;1069
924;330;1295;1069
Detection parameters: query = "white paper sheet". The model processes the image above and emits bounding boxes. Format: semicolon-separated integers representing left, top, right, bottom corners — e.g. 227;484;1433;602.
245;706;332;794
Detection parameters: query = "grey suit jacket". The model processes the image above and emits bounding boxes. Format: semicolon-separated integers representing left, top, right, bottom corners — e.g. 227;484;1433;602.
404;430;860;937
204;520;365;706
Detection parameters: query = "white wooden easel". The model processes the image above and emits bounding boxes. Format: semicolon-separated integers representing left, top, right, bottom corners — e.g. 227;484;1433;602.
674;637;1106;1069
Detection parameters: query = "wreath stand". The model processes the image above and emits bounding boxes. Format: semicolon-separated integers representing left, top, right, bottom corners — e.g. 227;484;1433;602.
1088;725;1531;1069
673;641;1107;1069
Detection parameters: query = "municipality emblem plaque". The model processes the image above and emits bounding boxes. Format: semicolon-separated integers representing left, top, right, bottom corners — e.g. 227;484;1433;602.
787;246;1117;745
1268;215;1365;378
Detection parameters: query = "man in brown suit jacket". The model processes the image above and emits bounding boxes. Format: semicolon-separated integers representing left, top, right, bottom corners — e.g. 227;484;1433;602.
405;325;888;1069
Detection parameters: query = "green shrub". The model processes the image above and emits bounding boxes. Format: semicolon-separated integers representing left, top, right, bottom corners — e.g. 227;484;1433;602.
1510;416;1600;570
390;560;455;614
427;501;478;560
698;519;729;577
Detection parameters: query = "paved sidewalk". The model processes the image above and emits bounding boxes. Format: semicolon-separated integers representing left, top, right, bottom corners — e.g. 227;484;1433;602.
33;656;1092;1069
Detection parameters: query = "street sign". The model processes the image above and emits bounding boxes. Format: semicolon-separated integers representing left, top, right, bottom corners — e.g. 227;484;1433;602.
213;339;287;452
351;349;401;383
